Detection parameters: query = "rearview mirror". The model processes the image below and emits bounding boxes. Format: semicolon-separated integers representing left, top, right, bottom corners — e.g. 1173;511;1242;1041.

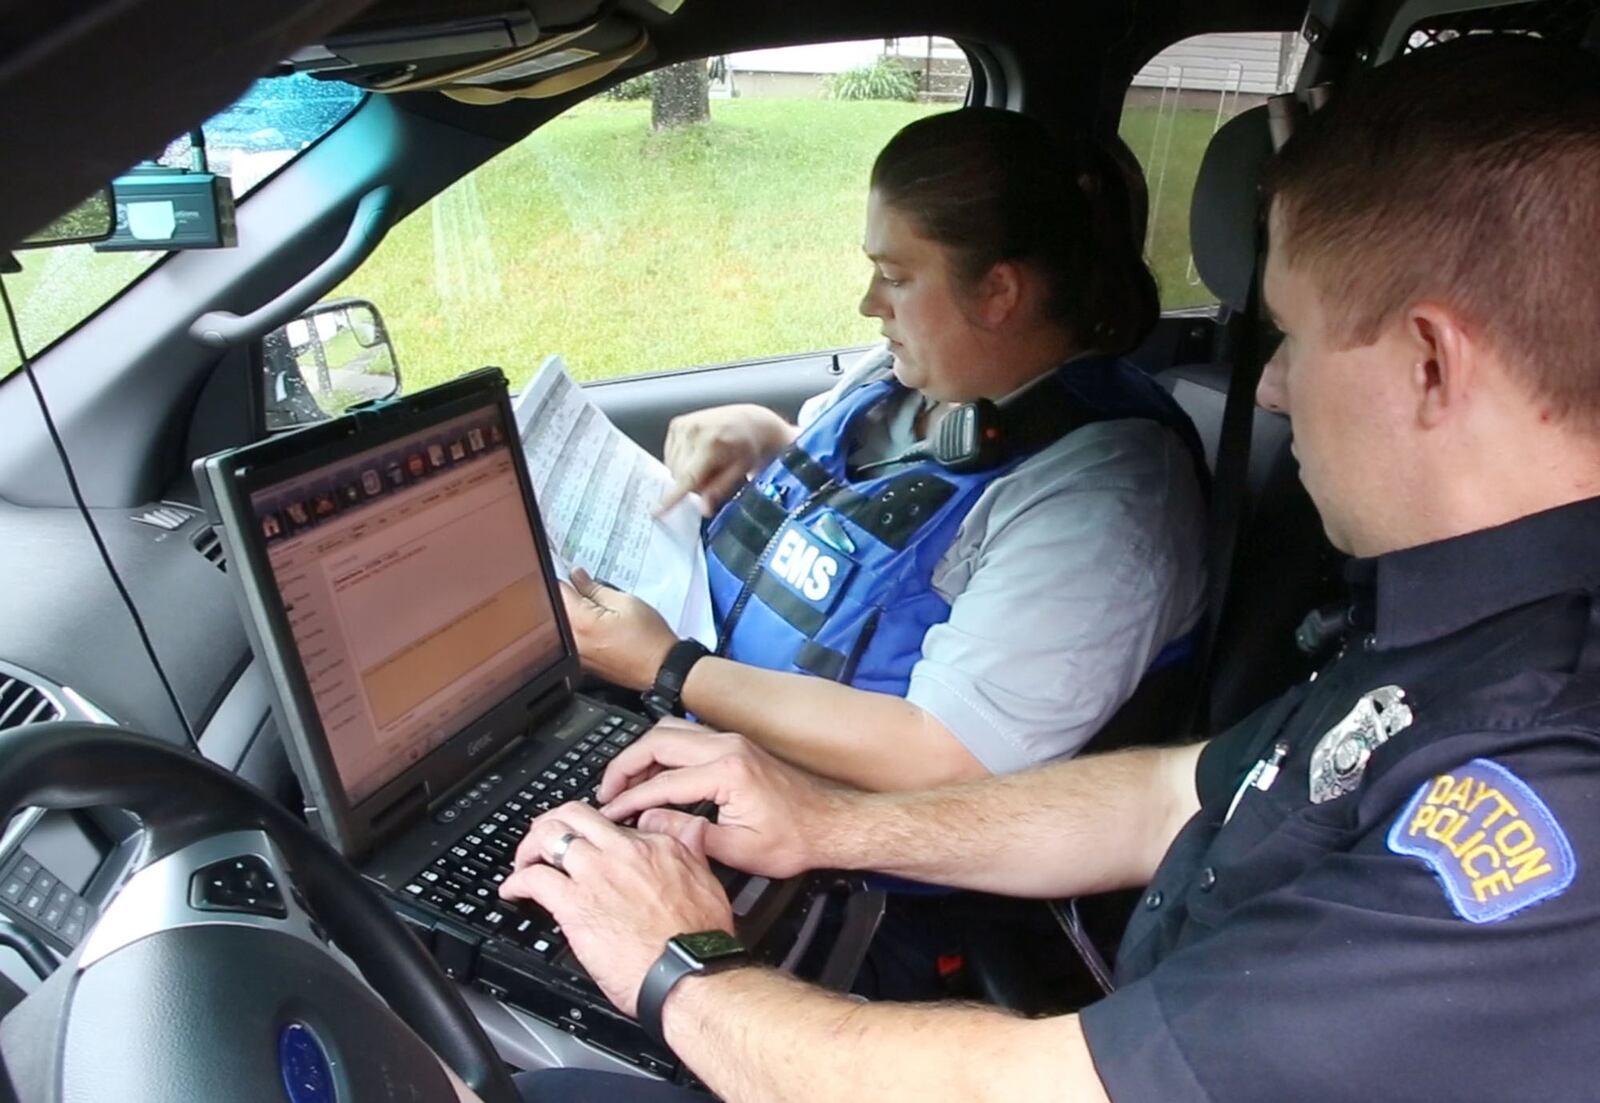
260;298;402;432
16;189;115;249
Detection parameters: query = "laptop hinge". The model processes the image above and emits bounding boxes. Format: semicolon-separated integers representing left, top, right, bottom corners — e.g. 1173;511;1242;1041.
369;783;430;839
526;679;573;734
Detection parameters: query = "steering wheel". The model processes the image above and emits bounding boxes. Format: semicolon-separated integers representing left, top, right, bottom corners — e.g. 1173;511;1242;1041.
0;723;520;1103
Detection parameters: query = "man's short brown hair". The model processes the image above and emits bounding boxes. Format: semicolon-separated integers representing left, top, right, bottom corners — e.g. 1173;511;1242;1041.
1264;36;1600;426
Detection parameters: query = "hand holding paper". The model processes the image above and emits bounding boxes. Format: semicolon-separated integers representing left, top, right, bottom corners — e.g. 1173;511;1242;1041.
512;357;716;648
558;568;679;691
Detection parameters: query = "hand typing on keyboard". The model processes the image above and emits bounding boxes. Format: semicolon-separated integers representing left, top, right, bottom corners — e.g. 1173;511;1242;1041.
497;800;734;1017
595;717;844;880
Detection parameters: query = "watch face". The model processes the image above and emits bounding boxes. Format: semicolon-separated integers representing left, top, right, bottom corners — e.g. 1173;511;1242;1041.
674;930;745;962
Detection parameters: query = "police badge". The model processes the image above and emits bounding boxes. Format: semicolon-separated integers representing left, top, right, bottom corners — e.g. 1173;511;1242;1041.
1308;685;1414;804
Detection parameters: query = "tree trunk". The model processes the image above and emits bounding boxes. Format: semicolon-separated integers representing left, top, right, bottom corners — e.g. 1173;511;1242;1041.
652;60;710;130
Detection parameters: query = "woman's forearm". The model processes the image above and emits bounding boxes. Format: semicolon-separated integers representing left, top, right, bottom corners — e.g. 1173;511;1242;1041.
681;657;987;790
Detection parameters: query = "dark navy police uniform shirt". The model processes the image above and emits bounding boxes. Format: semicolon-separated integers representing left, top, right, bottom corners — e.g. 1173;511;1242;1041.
1080;496;1600;1101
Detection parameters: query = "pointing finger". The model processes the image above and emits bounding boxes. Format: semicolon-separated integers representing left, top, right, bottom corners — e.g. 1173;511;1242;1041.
656;471;698;516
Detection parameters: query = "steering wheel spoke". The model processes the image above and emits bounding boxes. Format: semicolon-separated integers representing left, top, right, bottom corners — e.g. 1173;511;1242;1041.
80;829;326;968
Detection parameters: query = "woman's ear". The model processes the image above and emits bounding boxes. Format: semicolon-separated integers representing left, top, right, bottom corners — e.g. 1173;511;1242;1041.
974;260;1026;328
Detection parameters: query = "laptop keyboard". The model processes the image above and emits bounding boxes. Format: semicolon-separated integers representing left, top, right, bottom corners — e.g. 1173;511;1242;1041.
401;709;648;963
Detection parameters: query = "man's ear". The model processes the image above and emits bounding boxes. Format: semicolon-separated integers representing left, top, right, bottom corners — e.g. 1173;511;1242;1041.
1407;303;1476;430
974;261;1025;328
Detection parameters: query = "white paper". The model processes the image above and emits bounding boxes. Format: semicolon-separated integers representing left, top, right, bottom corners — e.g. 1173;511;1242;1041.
513;356;716;647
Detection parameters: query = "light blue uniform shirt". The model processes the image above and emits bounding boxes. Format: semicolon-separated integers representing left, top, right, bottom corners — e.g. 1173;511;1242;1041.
798;348;1207;771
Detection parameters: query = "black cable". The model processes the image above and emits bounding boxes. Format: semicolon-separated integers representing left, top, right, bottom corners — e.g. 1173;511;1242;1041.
0;265;201;755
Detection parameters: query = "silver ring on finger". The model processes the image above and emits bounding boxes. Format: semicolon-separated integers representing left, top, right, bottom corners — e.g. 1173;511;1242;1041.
549;830;579;873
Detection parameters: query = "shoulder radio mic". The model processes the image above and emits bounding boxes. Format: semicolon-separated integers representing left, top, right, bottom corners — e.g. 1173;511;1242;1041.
858;398;1008;475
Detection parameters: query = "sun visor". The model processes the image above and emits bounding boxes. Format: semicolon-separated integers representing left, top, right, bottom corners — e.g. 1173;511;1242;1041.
285;0;678;97
1189;105;1273;312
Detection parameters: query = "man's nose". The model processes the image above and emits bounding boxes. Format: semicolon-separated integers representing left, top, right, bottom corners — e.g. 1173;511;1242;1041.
1256;354;1288;414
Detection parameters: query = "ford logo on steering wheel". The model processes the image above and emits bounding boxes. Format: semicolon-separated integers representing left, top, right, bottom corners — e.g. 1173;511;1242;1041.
279;1022;337;1103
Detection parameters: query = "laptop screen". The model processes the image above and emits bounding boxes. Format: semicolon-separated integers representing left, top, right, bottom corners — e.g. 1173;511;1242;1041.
247;405;564;806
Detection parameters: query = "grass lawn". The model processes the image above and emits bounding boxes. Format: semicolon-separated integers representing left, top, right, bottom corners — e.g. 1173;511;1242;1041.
336;98;942;394
4;98;1224;387
1119;106;1227;312
2;245;158;374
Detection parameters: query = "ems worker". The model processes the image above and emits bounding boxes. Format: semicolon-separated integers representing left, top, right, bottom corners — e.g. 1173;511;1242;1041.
493;38;1600;1102
562;108;1208;792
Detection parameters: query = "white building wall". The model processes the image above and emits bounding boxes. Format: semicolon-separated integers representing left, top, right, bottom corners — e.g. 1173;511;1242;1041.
1133;33;1304;95
724;34;1304;97
727;41;889;75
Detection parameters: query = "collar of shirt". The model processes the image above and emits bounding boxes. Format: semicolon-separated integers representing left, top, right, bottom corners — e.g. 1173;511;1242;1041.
1345;494;1600;650
845;387;937;470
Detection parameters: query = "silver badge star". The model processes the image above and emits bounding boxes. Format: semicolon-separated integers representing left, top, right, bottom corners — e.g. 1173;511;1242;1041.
1308;685;1414;804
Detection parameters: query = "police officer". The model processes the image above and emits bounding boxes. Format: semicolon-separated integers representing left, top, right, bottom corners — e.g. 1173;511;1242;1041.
493;35;1600;1103
560;108;1208;793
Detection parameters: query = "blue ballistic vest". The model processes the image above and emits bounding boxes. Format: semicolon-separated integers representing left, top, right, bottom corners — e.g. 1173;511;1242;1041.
703;357;1206;696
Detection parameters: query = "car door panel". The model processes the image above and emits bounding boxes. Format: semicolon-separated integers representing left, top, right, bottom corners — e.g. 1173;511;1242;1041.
585;312;1216;460
584;346;870;459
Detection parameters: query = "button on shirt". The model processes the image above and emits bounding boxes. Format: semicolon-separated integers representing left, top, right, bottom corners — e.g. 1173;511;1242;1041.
1080;495;1600;1101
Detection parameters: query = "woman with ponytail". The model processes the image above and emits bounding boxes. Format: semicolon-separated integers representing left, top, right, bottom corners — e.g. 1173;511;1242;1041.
560;108;1208;791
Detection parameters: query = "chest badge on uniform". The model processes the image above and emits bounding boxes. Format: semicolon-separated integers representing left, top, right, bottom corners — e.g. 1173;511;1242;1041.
1308;685;1414;804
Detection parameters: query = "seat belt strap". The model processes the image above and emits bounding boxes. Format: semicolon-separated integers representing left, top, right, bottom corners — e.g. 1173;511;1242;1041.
1192;235;1268;735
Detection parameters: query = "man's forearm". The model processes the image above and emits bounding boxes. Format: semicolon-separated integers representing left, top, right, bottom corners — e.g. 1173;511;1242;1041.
807;740;1205;898
666;968;1106;1103
682;657;986;791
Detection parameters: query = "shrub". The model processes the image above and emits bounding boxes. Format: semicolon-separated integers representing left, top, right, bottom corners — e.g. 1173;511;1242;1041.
825;58;919;102
604;72;656;101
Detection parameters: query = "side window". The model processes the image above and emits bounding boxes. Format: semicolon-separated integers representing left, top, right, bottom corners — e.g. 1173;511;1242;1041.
1119;33;1306;311
334;39;971;398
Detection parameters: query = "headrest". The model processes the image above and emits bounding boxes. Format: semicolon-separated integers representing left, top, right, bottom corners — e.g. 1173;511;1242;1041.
1189;105;1274;311
1099;131;1152;258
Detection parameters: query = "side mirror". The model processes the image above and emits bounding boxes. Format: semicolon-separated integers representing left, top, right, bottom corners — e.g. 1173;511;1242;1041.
259;298;402;432
15;189;115;249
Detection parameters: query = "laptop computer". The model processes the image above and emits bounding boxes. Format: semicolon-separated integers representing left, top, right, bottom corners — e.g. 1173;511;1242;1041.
196;368;797;1075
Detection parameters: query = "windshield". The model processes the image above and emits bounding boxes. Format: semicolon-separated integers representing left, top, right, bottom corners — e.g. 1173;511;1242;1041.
1;73;365;376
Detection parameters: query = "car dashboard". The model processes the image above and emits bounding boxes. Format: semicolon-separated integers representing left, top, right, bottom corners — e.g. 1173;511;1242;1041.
0;492;292;977
0;489;862;1081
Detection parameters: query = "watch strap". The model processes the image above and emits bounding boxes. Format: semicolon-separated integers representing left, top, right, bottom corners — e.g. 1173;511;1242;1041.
641;638;710;719
636;933;748;1049
637;942;697;1048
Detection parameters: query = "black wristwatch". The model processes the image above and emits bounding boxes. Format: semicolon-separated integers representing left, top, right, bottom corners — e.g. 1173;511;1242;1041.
636;930;750;1048
640;638;710;719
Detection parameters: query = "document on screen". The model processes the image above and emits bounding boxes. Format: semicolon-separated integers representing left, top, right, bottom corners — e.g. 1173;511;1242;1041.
512;356;716;648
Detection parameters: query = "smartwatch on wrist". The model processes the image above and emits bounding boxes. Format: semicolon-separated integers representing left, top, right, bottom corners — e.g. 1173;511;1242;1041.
636;930;750;1048
641;638;710;719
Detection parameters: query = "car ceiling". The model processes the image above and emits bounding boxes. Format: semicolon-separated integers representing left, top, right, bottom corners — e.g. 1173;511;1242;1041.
1;0;1303;253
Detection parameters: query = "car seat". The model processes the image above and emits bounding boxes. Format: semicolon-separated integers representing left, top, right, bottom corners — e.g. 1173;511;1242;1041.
962;107;1345;1014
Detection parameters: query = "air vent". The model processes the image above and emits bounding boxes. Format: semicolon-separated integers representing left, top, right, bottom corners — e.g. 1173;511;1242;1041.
0;677;62;731
130;505;193;531
192;526;227;573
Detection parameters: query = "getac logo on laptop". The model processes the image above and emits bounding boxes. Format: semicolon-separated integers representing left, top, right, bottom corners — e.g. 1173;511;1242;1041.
769;528;838;601
467;732;495;757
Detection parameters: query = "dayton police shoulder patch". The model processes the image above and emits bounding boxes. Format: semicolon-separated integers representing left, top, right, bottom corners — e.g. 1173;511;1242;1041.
1387;758;1576;924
